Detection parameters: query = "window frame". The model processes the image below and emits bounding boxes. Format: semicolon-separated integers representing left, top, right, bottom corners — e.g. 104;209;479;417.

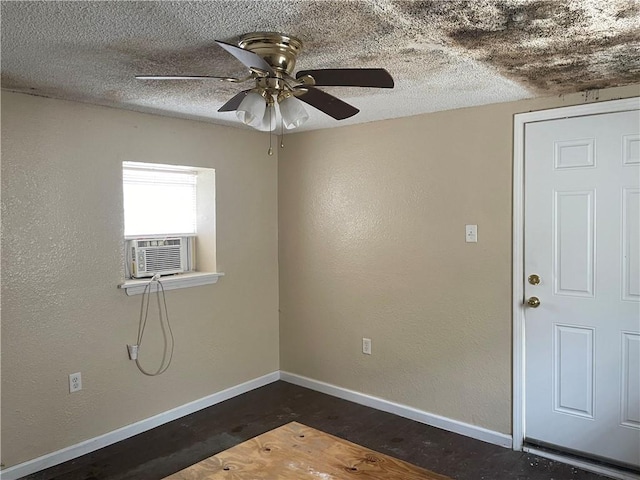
119;161;221;294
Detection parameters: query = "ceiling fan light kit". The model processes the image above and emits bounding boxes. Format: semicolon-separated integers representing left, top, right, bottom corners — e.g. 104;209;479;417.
255;102;277;133
236;89;268;127
136;31;394;146
278;92;310;130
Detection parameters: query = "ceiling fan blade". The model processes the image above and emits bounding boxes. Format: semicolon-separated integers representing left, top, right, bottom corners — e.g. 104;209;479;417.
218;89;252;112
296;87;359;120
136;75;248;83
296;68;394;88
215;40;275;75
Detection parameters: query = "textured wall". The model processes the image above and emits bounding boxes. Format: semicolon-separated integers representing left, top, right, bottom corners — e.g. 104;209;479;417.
1;92;279;467
278;84;640;435
3;84;639;469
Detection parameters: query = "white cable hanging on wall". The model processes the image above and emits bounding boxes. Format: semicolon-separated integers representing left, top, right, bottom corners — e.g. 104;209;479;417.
127;274;175;376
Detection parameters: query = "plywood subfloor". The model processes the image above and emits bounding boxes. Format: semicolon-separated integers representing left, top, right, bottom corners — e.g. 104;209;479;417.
164;421;452;479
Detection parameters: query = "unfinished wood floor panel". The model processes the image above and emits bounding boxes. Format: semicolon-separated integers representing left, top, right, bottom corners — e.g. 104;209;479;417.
164;421;451;480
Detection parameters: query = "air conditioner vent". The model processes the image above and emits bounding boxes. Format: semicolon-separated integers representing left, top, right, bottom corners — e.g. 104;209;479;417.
144;247;182;271
128;237;192;278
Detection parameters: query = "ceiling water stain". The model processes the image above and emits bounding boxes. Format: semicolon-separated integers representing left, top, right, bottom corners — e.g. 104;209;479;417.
286;0;397;67
394;0;640;94
1;72;97;103
616;2;640;19
449;29;640;93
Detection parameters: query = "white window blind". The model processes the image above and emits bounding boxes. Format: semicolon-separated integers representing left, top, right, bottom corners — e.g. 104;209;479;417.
123;162;197;237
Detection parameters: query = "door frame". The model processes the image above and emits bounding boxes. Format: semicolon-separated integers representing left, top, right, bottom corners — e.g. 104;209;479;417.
511;96;640;452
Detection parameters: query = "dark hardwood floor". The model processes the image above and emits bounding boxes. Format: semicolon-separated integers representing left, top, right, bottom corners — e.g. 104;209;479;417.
20;381;610;480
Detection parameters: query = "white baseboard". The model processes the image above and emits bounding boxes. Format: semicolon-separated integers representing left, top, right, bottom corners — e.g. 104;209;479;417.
10;371;635;480
523;447;640;480
280;371;513;449
0;371;280;480
3;370;514;479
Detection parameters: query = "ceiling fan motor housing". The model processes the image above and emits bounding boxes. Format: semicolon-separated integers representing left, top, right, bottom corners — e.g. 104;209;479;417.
238;32;303;76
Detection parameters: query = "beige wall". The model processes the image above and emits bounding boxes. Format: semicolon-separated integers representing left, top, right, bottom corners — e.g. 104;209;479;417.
1;92;279;467
3;83;639;469
278;84;640;435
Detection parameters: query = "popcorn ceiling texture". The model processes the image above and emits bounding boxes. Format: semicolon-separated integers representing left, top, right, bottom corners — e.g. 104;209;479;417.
2;0;638;131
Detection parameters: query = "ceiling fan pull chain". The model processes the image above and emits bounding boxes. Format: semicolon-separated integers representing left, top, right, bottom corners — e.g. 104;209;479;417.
268;104;273;156
280;117;285;149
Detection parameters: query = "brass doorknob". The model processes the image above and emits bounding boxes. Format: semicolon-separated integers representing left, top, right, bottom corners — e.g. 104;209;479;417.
527;296;541;308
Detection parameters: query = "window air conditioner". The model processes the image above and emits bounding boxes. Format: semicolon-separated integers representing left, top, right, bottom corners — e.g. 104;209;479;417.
129;237;190;278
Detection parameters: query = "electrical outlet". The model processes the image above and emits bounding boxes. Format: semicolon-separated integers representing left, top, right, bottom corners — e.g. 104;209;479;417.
69;372;82;393
362;338;372;355
465;224;478;243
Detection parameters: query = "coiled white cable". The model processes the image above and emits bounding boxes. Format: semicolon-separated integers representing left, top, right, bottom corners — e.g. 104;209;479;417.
135;275;174;376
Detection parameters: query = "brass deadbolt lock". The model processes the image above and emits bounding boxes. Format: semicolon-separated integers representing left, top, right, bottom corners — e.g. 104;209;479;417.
528;274;541;285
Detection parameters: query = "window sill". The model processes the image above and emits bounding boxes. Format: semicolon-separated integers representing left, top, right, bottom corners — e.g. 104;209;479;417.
118;272;224;296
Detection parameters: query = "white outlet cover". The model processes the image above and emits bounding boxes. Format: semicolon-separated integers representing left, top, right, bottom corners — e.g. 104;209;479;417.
69;372;82;393
465;224;478;243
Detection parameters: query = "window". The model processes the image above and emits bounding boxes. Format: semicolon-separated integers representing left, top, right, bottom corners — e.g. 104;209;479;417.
121;162;218;287
123;162;197;237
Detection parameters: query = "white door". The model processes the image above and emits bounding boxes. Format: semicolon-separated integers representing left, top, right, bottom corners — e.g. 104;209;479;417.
524;107;640;468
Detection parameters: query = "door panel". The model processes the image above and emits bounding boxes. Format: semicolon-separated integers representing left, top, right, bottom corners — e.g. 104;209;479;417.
524;108;640;469
623;188;640;301
554;138;595;169
553;190;595;297
553;324;595;418
621;332;640;428
623;134;640;165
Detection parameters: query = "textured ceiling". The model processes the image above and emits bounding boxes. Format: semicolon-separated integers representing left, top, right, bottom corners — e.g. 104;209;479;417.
2;0;639;132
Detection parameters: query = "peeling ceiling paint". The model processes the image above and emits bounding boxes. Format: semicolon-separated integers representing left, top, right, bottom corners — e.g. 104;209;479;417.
1;0;639;131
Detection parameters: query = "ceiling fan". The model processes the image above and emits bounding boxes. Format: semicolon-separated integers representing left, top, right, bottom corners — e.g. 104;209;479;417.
136;32;394;131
